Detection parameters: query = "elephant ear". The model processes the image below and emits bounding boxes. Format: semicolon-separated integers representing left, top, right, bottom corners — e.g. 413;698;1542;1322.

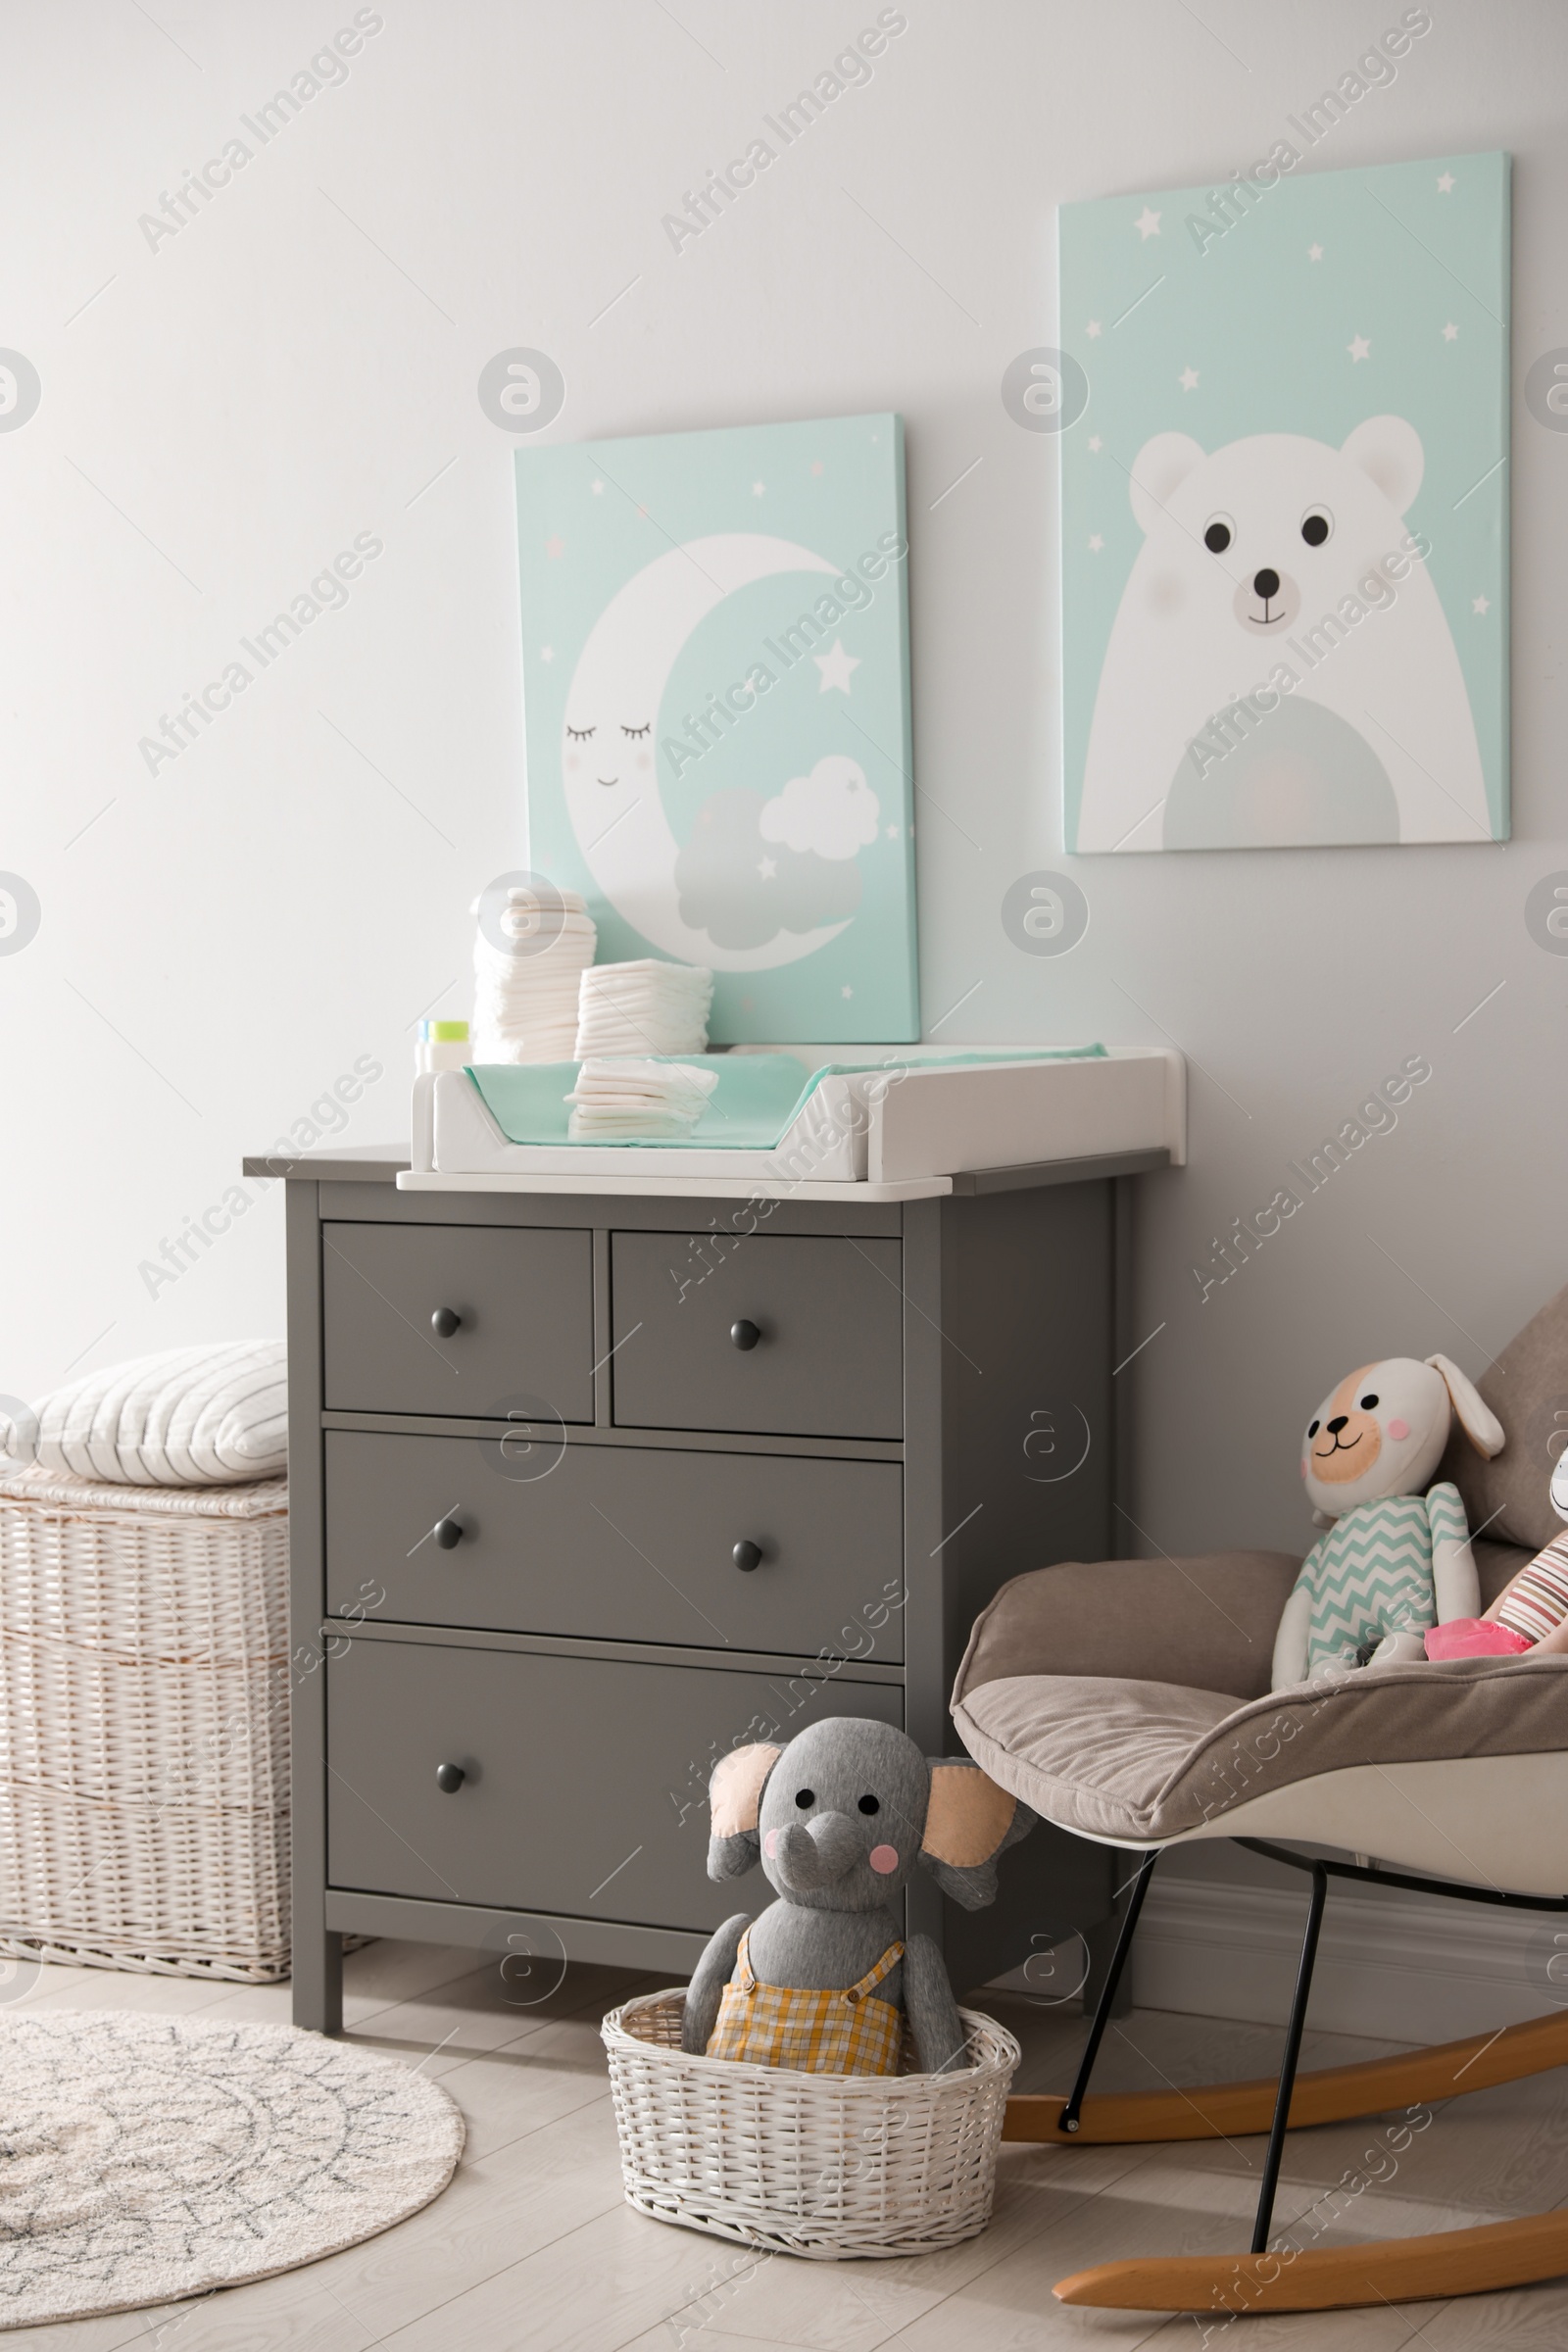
706;1742;781;1883
919;1760;1035;1912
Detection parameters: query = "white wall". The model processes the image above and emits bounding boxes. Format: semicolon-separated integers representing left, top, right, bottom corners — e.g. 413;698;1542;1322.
5;0;1565;1560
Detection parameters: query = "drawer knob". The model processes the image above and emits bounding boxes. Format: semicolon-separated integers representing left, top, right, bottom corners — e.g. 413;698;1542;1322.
732;1540;762;1573
431;1306;463;1339
729;1319;761;1351
433;1516;465;1551
435;1763;466;1793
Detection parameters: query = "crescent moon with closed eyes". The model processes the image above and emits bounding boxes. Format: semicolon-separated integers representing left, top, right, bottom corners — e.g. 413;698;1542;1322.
561;532;854;970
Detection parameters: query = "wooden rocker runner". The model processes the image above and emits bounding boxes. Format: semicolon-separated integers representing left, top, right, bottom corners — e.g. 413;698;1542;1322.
1007;1840;1568;2314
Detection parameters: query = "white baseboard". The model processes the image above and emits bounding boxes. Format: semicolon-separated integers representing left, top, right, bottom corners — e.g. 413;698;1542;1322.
1133;1872;1568;2042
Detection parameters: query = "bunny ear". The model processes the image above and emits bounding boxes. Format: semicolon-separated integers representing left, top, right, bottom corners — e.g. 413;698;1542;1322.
919;1761;1035;1912
1426;1353;1504;1459
706;1742;781;1882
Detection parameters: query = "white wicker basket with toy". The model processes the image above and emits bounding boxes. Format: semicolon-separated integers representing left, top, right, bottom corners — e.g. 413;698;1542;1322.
603;1716;1031;2258
603;1989;1019;2258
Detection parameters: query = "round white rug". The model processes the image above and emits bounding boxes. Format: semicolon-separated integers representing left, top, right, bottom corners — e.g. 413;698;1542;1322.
0;2010;464;2330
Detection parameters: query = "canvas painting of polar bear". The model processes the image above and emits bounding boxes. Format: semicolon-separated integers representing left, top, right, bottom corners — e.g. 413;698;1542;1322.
1060;151;1508;854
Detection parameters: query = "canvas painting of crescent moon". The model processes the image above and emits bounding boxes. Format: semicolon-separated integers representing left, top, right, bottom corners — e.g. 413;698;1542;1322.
514;412;918;1043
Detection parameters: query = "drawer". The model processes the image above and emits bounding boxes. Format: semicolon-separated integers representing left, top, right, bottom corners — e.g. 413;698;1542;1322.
325;1638;902;1930
326;1432;905;1658
321;1221;593;1420
611;1233;904;1439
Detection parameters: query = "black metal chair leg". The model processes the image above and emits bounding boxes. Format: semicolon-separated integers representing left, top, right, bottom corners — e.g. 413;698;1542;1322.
1059;1848;1159;2133
1250;1861;1327;2253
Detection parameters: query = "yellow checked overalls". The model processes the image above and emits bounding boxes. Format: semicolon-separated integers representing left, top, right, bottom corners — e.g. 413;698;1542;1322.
705;1929;906;2075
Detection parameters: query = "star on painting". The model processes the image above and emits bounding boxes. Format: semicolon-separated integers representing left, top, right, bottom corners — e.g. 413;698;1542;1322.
758;855;778;878
1088;435;1102;452
751;480;765;496
541;647;555;662
810;460;825;476
545;535;564;558
590;479;605;495
1134;206;1161;239
1086;319;1102;339
1179;367;1199;391
885;823;900;839
1443;321;1458;342
841;985;854;999
1307;243;1324;262
1088;533;1104;552
1348;336;1371;364
1473;594;1491;614
813;638;860;694
1437;172;1455;193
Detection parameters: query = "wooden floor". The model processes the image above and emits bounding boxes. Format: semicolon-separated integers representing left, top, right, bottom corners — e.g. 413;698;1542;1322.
8;1939;1568;2349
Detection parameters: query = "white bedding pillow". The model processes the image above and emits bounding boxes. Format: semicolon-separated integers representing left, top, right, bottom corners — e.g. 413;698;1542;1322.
3;1342;287;1487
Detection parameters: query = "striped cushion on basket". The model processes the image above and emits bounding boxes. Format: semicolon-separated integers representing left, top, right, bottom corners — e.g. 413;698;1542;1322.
2;1344;286;1487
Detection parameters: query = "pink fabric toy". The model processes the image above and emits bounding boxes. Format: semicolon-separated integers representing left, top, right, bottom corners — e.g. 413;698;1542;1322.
1424;1619;1530;1660
1423;1458;1568;1661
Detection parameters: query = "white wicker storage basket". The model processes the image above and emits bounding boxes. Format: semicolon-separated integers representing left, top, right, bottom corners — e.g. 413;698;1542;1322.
0;1466;290;1983
602;1987;1020;2259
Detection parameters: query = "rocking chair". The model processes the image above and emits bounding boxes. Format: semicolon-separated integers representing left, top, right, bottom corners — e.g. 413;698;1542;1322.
951;1283;1568;2317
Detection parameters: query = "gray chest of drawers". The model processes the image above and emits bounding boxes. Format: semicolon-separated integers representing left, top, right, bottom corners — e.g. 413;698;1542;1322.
254;1145;1162;2033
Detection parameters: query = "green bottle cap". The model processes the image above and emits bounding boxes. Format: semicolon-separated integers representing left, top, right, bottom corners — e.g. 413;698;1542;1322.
422;1020;470;1042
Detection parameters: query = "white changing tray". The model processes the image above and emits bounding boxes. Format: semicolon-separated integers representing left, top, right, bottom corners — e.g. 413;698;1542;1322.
398;1046;1185;1200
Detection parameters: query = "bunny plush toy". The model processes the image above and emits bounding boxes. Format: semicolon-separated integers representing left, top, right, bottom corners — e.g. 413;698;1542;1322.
681;1717;1033;2077
1271;1353;1505;1689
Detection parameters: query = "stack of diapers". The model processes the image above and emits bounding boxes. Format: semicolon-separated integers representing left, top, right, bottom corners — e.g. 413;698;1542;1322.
564;1057;720;1140
0;1341;287;1486
472;883;597;1063
573;959;713;1059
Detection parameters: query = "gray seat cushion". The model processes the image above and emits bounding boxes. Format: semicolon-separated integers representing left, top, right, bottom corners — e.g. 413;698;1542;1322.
954;1652;1568;1844
954;1551;1305;1707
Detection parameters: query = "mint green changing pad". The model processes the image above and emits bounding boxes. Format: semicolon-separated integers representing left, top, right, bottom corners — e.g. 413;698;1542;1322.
466;1047;1107;1151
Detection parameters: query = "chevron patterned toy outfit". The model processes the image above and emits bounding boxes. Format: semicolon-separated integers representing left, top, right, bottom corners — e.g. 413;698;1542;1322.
1271;1351;1505;1690
1298;1482;1468;1671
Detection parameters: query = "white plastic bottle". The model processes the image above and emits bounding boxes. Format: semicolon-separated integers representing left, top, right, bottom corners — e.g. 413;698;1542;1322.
415;1019;471;1074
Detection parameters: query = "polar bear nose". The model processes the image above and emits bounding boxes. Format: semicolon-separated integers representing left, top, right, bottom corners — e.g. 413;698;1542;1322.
1252;567;1281;600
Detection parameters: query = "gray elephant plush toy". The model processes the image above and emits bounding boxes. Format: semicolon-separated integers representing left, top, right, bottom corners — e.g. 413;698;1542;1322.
681;1717;1034;2077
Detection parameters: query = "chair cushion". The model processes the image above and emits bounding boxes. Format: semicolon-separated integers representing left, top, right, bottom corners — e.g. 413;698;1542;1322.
953;1652;1568;1844
954;1551;1304;1707
1439;1280;1568;1551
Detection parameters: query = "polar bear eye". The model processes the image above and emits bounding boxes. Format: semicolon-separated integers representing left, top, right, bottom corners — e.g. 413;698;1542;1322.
1203;516;1233;554
1301;510;1332;546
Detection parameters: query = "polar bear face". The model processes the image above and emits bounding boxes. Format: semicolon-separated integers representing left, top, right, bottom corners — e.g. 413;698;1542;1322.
1077;412;1489;852
1127;416;1425;643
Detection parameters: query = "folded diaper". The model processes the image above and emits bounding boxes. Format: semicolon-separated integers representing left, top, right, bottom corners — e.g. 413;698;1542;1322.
573;960;713;1059
472;885;597;1063
564;1056;720;1140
